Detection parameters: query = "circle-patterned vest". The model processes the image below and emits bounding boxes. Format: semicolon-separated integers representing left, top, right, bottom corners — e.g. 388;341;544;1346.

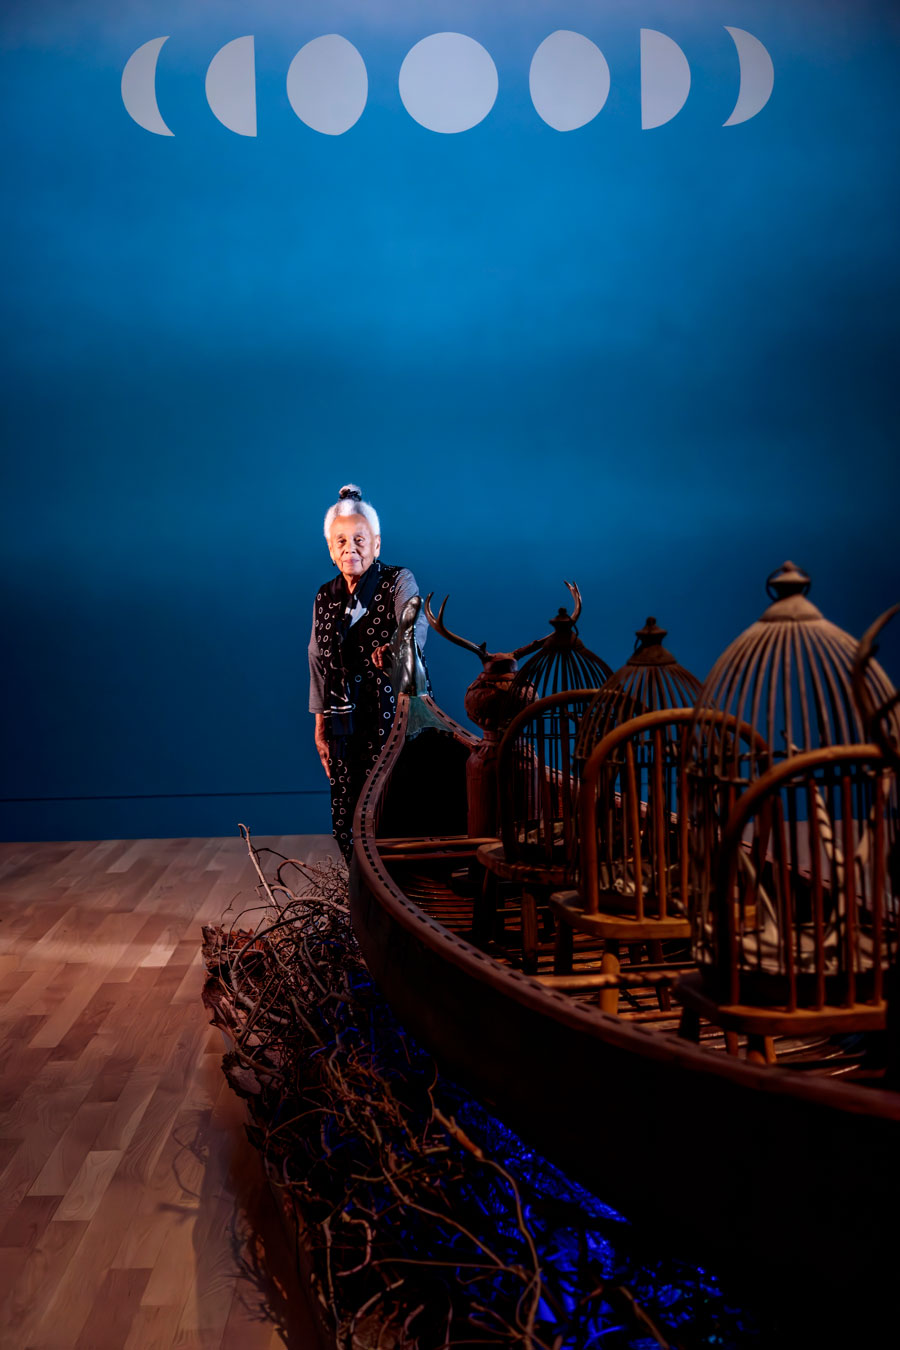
313;561;401;750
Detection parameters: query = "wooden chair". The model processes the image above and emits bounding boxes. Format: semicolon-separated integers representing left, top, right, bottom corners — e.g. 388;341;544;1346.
675;744;899;1063
552;708;767;1014
475;689;597;972
551;708;698;1012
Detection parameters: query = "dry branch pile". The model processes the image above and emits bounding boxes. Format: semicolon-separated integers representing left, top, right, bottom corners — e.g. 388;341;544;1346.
201;828;755;1349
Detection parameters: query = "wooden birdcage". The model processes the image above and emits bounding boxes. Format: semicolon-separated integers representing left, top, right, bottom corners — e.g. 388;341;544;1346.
575;617;702;761
553;707;698;1010
497;689;598;870
476;688;598;971
683;561;900;1035
425;582;611;838
471;588;613;970
505;586;612;711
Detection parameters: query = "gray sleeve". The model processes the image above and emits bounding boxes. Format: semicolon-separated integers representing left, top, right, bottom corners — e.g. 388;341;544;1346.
395;568;428;650
308;596;325;714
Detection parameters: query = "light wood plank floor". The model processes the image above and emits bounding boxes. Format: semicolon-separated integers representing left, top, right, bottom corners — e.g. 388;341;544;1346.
0;834;339;1350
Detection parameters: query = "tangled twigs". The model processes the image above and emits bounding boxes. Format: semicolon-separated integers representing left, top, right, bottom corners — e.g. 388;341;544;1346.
201;831;754;1349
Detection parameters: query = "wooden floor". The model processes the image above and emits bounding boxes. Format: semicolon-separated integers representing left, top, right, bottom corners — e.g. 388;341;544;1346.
0;834;339;1350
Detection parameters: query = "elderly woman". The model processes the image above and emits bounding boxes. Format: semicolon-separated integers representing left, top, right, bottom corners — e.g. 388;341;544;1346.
309;485;428;860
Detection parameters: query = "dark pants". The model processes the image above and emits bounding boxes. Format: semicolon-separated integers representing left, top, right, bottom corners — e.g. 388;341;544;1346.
329;735;381;862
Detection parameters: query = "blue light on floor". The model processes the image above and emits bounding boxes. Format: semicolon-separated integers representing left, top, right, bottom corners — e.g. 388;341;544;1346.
337;966;760;1347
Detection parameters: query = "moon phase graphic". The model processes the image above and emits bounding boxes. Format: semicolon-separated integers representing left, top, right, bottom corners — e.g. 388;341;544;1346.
287;35;367;135
640;29;691;130
121;36;173;137
529;30;610;132
399;33;498;133
206;36;256;136
121;28;774;138
724;26;775;126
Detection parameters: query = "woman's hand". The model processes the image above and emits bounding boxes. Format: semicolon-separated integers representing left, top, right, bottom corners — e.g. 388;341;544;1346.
372;643;391;670
314;714;330;777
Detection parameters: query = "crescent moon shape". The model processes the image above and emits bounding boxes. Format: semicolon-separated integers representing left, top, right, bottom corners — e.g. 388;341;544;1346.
205;35;257;136
121;37;174;136
724;27;774;126
640;29;691;130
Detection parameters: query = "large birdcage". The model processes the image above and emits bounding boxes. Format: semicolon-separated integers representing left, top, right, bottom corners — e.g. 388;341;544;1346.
684;561;900;1026
575;617;702;761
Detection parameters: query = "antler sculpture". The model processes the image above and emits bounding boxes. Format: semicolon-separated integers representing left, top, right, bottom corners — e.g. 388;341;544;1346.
423;594;489;663
424;583;584;834
424;580;582;669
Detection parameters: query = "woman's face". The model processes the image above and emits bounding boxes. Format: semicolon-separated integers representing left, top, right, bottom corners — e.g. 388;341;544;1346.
328;513;381;588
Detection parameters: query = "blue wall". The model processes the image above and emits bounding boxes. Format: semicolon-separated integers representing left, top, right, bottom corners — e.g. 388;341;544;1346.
3;1;899;841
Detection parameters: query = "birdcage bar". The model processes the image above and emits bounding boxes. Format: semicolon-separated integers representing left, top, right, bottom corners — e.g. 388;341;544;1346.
652;726;666;919
625;741;643;921
809;791;826;1009
775;792;796;1010
678;756;690;921
842;772;857;1006
873;775;886;1003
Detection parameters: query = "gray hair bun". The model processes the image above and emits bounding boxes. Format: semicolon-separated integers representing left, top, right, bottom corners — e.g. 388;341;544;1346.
324;484;381;540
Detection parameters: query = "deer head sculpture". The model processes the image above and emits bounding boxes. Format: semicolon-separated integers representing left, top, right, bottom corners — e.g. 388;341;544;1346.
424;583;583;733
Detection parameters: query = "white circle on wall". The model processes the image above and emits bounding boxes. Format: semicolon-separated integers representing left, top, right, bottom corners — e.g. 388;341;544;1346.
529;31;610;131
287;34;368;135
399;33;498;133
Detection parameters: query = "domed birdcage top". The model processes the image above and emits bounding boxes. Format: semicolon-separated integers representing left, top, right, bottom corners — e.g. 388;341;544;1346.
505;583;612;713
684;564;900;1019
575;617;702;759
691;561;899;782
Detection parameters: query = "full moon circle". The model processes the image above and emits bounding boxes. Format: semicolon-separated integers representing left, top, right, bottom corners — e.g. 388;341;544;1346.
287;35;368;136
529;31;610;131
399;33;498;133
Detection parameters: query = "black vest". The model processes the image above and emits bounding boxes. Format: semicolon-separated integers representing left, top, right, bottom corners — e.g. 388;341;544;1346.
314;561;401;747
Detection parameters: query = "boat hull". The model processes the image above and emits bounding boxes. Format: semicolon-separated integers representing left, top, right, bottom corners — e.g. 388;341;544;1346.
351;695;900;1307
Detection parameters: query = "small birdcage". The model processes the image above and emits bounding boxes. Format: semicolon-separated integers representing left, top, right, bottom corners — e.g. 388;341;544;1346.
505;585;612;713
494;586;611;868
683;561;900;1034
575;617;702;761
470;585;610;971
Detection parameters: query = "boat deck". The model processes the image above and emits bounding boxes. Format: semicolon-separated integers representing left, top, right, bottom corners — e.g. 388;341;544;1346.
380;844;890;1087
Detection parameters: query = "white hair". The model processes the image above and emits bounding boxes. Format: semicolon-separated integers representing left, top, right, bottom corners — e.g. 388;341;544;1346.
323;484;381;539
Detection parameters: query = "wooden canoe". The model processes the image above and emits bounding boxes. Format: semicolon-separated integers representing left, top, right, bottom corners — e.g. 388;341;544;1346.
350;691;900;1317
